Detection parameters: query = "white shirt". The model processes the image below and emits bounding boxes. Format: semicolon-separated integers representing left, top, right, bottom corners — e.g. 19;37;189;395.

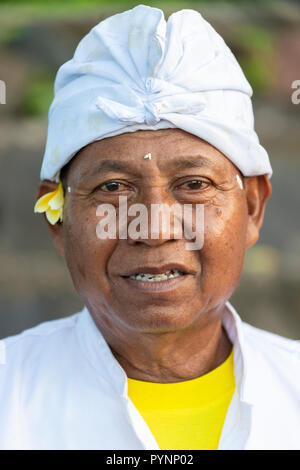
0;302;299;450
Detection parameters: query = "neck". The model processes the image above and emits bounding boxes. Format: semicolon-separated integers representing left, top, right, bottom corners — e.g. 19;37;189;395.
91;305;232;383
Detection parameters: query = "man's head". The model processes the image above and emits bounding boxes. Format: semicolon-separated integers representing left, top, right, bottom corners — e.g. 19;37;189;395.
35;5;272;339
37;129;271;336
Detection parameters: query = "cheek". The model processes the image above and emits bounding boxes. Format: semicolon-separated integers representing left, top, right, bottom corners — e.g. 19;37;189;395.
62;204;116;294
201;200;248;286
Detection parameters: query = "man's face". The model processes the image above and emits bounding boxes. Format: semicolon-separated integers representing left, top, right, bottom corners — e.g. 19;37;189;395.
52;129;266;334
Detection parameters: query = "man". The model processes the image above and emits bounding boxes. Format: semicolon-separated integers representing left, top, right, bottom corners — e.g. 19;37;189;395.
0;5;299;450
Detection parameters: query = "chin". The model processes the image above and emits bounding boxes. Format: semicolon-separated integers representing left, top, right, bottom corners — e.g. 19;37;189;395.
118;306;200;334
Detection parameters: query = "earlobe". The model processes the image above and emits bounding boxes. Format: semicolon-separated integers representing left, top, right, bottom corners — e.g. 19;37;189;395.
36;180;65;258
52;227;65;258
246;221;259;248
244;175;272;248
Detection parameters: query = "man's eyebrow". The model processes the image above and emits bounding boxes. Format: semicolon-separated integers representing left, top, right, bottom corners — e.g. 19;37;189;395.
82;155;217;179
82;159;139;178
164;156;216;171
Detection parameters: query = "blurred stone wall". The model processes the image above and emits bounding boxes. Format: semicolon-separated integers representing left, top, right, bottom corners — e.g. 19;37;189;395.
0;1;299;339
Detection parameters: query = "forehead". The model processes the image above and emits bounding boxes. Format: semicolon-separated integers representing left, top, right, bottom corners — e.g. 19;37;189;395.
67;128;238;178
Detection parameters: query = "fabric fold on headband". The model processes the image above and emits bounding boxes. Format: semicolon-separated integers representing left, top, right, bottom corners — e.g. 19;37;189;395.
95;90;207;126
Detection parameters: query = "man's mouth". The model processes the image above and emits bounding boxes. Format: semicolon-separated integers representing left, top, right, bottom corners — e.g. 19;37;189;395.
128;269;185;282
118;264;195;294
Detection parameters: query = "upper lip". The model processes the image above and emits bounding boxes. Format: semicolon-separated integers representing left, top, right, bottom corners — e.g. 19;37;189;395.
120;263;195;277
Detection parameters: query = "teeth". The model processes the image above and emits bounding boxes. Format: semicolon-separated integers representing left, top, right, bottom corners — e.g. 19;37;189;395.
129;269;184;282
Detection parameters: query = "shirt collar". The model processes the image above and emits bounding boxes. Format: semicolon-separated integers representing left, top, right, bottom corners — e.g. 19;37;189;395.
223;302;254;405
75;307;128;397
76;302;254;405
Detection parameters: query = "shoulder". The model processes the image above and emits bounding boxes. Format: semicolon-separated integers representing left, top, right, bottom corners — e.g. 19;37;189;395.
226;302;300;399
236;320;300;447
0;313;82;380
2;313;80;348
226;302;300;368
240;320;300;392
0;311;88;448
242;320;300;358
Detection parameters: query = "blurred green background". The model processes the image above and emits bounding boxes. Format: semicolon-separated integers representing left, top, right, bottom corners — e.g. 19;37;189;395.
0;0;299;338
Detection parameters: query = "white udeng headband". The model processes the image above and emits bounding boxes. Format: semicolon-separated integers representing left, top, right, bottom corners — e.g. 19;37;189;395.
40;5;272;182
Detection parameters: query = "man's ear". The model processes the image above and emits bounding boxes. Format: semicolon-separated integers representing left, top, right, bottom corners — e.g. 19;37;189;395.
36;180;65;257
244;175;272;248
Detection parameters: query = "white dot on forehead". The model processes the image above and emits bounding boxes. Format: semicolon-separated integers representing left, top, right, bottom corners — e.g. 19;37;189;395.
67;186;71;193
236;174;244;189
143;153;152;160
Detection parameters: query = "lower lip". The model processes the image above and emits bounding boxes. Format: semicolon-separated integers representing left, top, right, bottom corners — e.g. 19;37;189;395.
121;275;190;293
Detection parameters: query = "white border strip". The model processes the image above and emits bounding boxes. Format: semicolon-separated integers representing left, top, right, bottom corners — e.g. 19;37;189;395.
0;80;6;105
0;340;6;365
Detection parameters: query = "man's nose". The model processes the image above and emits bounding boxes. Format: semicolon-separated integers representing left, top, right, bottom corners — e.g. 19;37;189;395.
127;187;183;247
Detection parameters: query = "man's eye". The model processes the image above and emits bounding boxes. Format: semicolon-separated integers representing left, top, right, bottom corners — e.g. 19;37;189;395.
178;180;210;190
99;182;129;192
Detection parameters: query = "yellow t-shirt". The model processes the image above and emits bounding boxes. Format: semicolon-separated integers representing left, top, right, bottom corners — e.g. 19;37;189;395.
127;349;235;450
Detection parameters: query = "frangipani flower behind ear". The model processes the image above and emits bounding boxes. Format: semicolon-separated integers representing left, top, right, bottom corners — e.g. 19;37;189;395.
34;182;64;225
